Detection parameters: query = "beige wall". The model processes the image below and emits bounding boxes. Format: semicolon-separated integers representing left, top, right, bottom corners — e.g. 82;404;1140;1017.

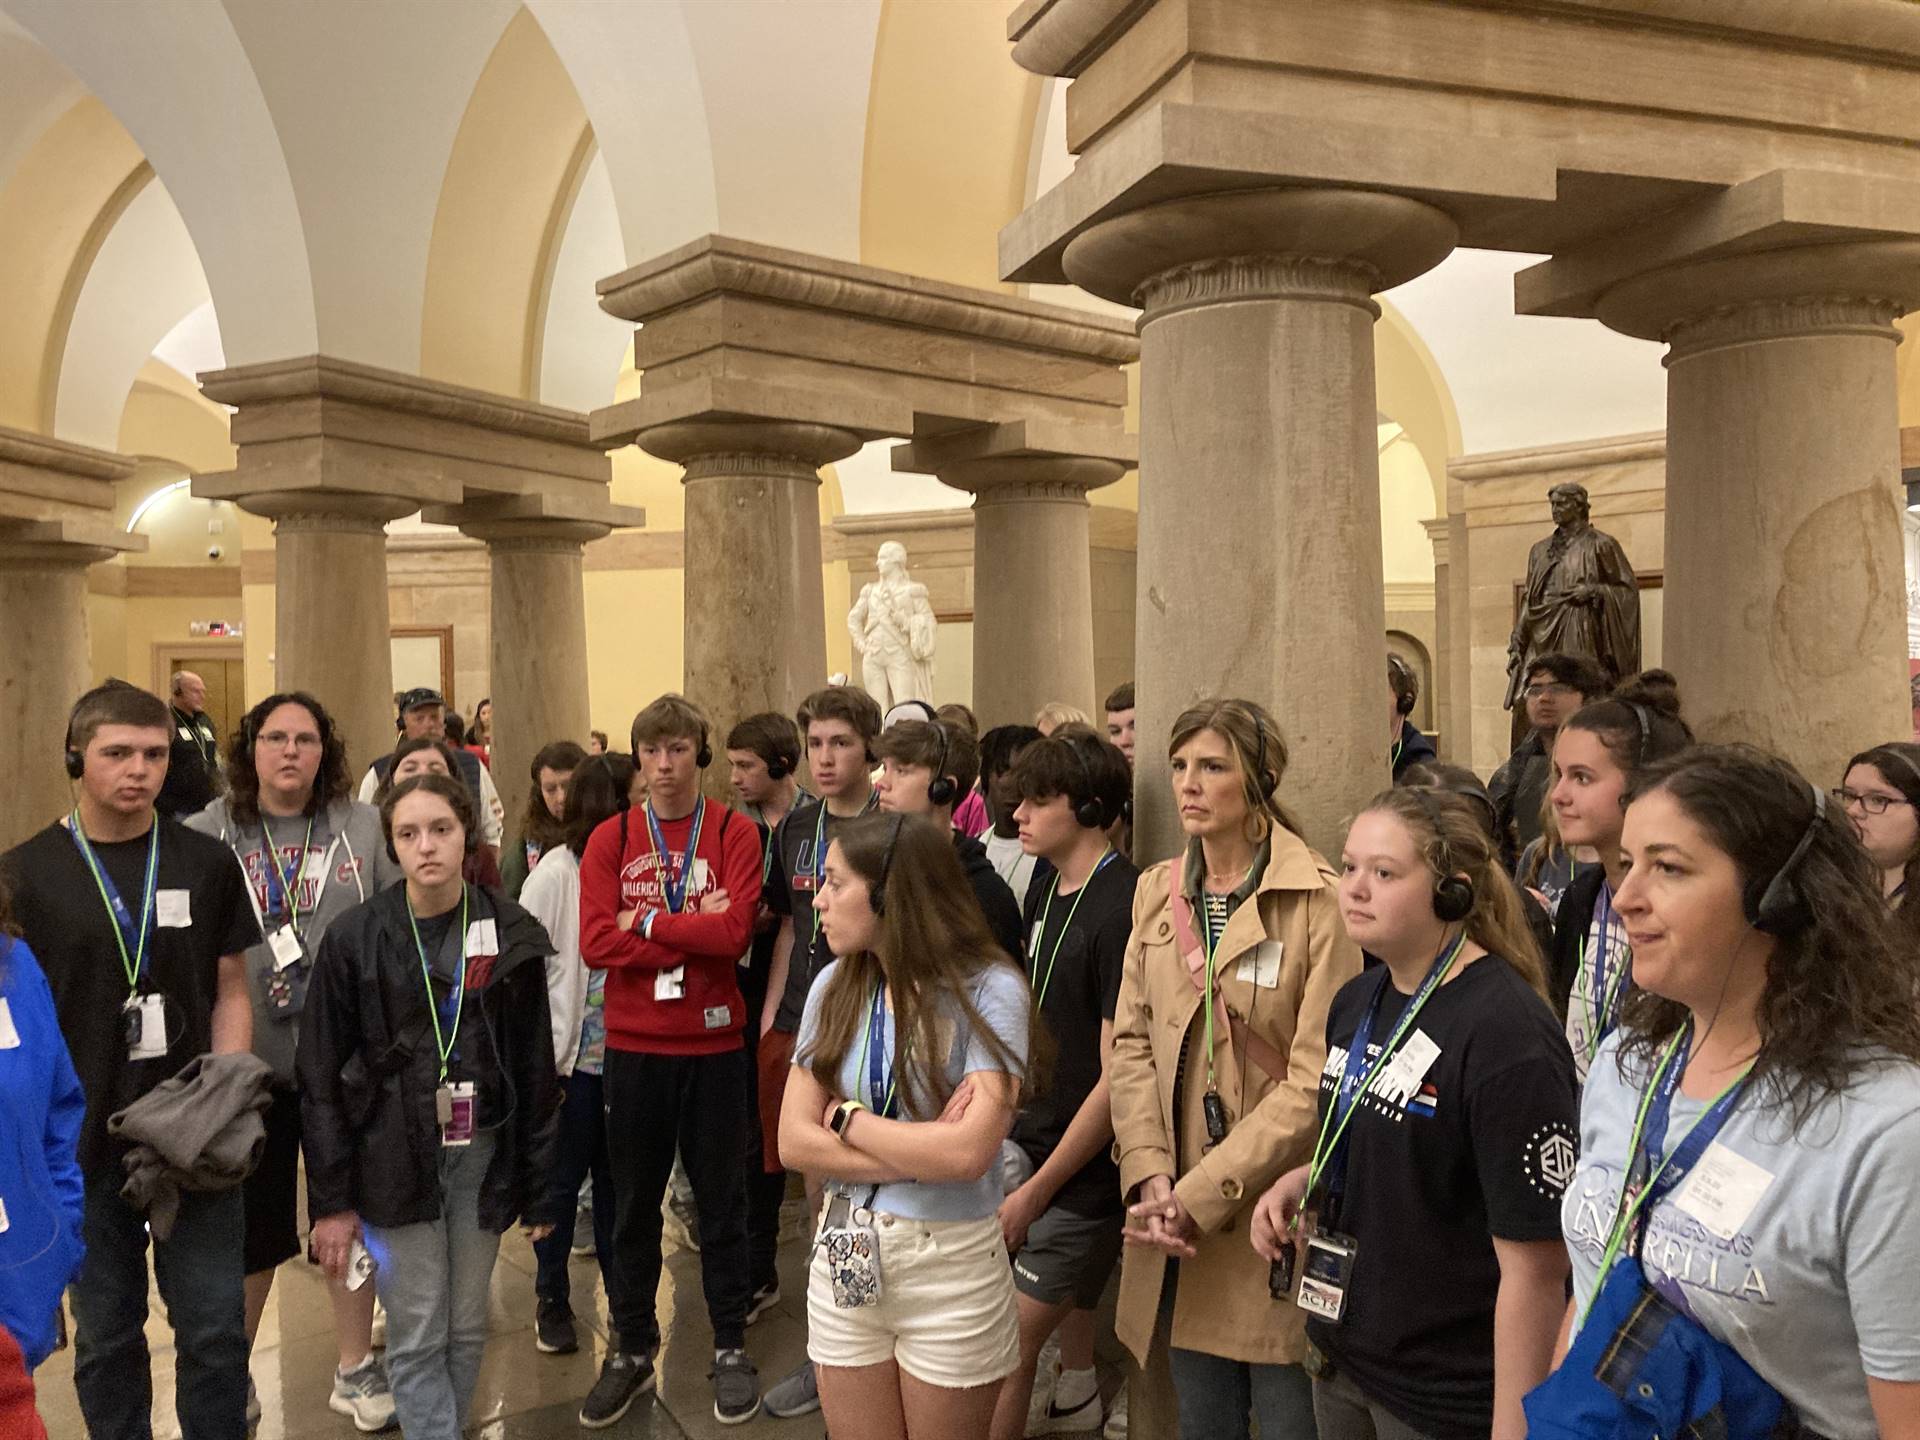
1452;433;1666;776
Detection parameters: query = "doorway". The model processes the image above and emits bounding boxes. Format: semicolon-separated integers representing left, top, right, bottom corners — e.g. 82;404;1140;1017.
152;643;247;742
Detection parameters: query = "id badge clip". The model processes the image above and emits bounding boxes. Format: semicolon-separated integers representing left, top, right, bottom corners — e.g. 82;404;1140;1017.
1295;1230;1357;1324
267;925;304;972
437;1080;476;1147
124;993;166;1060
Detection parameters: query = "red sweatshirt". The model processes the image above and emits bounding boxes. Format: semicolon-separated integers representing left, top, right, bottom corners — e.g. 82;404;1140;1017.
579;798;762;1056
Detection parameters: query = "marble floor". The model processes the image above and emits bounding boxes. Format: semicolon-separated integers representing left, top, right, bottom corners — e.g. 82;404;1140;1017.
33;1214;828;1439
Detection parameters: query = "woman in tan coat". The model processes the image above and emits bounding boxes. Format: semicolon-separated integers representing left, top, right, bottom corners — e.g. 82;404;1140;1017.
1110;698;1362;1440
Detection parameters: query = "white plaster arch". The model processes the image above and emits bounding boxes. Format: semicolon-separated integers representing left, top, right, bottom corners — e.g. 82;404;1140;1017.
0;0;316;363
55;178;210;450
539;148;630;414
0;12;82;196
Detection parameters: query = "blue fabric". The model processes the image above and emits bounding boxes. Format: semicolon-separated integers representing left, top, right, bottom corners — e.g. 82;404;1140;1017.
1169;1346;1316;1440
0;939;86;1369
1523;1255;1786;1440
532;1068;620;1312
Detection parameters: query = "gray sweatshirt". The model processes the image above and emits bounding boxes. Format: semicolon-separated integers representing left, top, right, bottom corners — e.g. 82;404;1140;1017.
187;796;399;1086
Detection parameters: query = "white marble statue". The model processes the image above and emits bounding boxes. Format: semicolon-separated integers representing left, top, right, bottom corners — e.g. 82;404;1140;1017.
848;541;937;709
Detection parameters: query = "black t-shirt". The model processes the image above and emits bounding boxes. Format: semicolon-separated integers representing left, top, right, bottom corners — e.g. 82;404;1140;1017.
410;900;505;1126
1011;851;1138;1217
3;816;260;1177
1306;955;1578;1439
765;795;877;1033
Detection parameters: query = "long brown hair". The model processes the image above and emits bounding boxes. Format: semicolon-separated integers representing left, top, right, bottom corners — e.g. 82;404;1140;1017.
799;814;1046;1117
224;692;353;825
1359;787;1550;998
1620;746;1920;1121
1167;698;1302;842
521;740;589;855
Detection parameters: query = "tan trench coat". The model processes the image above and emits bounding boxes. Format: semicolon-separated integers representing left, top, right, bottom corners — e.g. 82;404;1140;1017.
1108;827;1362;1367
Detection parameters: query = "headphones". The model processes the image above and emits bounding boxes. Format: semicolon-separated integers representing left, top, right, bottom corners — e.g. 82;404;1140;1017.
1388;654;1418;717
870;814;906;916
1407;787;1477;924
1868;745;1920;790
63;690;94;779
926;723;957;809
1745;782;1826;936
629;713;712;768
1624;701;1652;766
1063;735;1109;829
765;746;792;782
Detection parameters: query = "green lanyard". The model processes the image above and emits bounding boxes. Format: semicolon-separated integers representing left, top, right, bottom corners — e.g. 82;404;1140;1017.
1577;1031;1754;1330
264;814;316;940
406;889;468;1085
1031;848;1112;1008
1301;931;1466;1205
807;794;875;950
70;811;159;994
1198;865;1253;1091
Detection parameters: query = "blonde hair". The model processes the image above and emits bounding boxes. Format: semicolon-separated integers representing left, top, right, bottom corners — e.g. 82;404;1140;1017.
1034;701;1092;735
1362;787;1549;998
1167;698;1302;841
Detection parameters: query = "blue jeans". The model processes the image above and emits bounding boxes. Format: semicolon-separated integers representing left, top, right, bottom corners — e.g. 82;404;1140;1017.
70;1177;247;1440
531;1069;622;1315
1168;1346;1318;1440
364;1134;501;1440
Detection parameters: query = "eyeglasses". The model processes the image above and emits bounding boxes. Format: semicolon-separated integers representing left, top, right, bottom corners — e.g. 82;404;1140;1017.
1831;788;1912;816
1523;683;1578;700
258;731;323;752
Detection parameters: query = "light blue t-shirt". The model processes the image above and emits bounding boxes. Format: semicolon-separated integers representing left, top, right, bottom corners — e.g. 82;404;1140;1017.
1565;1031;1920;1440
795;957;1029;1221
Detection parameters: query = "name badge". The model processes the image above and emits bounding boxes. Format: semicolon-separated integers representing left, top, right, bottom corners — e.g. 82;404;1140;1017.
655;966;686;1001
156;889;192;928
690;858;711;891
178;726;194;742
439;1080;476;1147
267;926;304;972
125;993;167;1060
0;997;18;1049
464;918;499;955
1673;1142;1773;1241
1237;940;1284;988
1295;1231;1357;1323
1379;1029;1442;1093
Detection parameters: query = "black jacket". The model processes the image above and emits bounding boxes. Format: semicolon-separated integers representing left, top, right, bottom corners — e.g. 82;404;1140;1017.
157;706;219;818
954;831;1024;960
1546;864;1606;1025
297;882;562;1233
1390;721;1437;781
1487;732;1550;871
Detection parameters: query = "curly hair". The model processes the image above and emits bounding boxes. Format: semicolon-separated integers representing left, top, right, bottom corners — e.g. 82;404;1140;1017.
1842;742;1920;951
1618;745;1920;1122
224;692;353;825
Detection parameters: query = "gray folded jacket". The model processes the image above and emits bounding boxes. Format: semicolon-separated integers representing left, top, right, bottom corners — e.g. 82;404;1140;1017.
108;1052;274;1239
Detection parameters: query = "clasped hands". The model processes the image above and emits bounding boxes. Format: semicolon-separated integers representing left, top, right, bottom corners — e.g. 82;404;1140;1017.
1124;1174;1198;1259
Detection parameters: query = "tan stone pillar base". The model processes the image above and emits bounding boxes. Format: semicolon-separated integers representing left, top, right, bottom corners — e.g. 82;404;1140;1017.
1599;243;1920;782
1064;188;1456;858
643;420;861;789
463;519;607;826
246;494;414;781
0;542;113;849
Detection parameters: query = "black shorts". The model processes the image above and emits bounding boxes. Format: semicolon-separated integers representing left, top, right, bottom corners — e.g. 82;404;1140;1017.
1010;1204;1123;1310
242;1087;303;1275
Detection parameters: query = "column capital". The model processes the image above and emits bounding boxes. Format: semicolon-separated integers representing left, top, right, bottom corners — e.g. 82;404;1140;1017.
637;419;863;478
1060;189;1457;311
422;490;645;548
1593;239;1920;350
0;516;142;568
237;492;418;533
891;418;1132;500
1420;516;1452;566
0;422;141;540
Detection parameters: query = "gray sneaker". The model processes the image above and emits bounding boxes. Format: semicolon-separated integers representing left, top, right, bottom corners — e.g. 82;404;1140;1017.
712;1349;761;1426
763;1358;820;1417
329;1355;397;1433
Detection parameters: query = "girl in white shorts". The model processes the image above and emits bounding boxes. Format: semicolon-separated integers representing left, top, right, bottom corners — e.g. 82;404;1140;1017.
779;812;1039;1440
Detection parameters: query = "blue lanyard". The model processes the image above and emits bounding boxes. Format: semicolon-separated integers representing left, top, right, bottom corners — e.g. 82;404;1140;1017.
1309;931;1465;1203
69;813;160;993
645;798;706;915
1585;883;1631;1055
806;794;875;949
858;984;899;1117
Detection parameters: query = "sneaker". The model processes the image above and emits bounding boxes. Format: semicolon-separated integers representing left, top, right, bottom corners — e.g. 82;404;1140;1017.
662;1194;702;1253
1102;1385;1129;1440
536;1300;579;1355
745;1280;780;1326
571;1204;596;1256
579;1349;655;1429
328;1355;398;1433
763;1358;820;1418
1031;1388;1103;1435
246;1376;261;1434
712;1349;761;1426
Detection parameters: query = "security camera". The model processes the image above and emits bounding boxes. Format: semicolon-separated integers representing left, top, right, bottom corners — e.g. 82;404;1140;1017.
207;544;224;560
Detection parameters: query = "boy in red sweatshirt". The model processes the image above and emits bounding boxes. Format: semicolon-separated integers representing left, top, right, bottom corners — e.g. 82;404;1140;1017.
578;694;763;1427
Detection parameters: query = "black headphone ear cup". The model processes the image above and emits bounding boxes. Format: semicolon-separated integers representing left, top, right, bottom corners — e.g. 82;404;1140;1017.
767;755;790;782
869;885;885;916
1433;875;1475;924
1074;796;1107;829
928;776;956;808
65;749;84;780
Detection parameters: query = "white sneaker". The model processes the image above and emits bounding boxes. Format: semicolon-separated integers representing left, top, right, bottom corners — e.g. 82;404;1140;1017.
328;1355;398;1433
1030;1372;1102;1435
1102;1386;1129;1440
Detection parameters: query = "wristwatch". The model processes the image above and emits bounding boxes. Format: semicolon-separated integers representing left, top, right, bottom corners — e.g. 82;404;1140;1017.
829;1099;866;1139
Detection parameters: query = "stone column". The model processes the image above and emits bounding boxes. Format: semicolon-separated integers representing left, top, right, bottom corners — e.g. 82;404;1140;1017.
242;493;414;781
0;533;116;849
459;517;609;815
1422;517;1454;761
1598;244;1920;782
639;420;861;769
1061;189;1457;857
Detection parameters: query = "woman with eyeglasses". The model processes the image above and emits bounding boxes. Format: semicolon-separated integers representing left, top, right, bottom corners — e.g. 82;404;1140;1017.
1835;743;1920;933
186;692;402;1429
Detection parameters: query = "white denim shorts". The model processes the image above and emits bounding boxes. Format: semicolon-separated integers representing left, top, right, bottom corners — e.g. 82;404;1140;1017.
806;1209;1020;1389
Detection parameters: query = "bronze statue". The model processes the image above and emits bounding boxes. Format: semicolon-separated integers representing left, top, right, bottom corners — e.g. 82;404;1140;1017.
1506;482;1641;714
